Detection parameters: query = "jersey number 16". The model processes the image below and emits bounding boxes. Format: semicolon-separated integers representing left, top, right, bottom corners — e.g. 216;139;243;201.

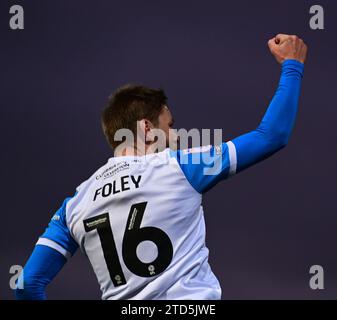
83;202;173;287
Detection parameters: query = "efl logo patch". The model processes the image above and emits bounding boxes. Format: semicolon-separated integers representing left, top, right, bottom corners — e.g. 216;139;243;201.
215;145;222;155
52;214;60;221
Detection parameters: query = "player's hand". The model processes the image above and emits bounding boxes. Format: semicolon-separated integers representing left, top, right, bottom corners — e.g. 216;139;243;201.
268;34;307;64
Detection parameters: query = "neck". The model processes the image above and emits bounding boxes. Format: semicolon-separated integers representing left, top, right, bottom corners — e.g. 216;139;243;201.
114;144;158;157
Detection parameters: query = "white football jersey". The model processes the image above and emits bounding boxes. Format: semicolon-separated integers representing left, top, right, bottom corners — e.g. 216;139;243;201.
37;142;237;299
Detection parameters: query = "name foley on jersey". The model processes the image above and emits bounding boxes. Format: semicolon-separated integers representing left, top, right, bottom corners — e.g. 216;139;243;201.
93;175;142;201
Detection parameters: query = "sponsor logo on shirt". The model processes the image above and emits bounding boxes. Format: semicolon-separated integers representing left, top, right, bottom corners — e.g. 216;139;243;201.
96;161;130;180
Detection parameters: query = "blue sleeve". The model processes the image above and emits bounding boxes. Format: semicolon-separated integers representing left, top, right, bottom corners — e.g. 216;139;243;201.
15;245;67;300
232;59;304;172
39;193;79;256
170;142;236;193
170;59;304;193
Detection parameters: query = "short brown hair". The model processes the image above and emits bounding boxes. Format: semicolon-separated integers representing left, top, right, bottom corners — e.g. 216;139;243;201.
101;84;168;149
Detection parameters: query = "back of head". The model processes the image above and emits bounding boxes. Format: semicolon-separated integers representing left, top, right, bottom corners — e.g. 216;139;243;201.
101;84;168;150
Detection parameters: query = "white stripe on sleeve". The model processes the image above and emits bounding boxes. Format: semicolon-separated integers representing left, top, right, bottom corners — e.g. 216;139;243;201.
36;238;71;260
226;140;237;177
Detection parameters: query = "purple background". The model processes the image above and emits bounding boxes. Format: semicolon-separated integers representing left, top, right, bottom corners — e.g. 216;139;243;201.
1;0;337;299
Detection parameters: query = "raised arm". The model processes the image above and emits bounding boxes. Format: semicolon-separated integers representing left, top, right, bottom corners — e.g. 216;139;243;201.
170;34;307;193
233;34;307;173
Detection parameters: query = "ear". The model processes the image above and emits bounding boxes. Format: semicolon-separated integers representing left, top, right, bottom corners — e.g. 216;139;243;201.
143;119;156;143
137;119;151;132
144;119;151;131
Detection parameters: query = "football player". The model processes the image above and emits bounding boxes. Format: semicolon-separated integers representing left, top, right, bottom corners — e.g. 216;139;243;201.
16;34;307;300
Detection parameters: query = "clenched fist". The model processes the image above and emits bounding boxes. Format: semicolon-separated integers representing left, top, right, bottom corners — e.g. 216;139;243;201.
268;34;307;64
